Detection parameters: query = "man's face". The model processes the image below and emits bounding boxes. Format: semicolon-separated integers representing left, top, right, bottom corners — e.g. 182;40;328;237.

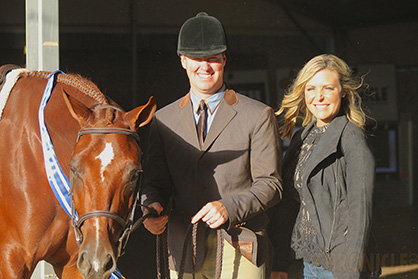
180;53;226;98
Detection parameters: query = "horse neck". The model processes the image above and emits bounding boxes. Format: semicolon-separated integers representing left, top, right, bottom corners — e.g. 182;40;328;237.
22;70;109;108
25;71;113;173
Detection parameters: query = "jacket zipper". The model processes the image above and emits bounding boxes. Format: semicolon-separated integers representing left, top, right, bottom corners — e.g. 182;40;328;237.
326;158;339;256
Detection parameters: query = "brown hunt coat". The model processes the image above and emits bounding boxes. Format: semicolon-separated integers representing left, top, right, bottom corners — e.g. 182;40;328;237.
141;89;282;272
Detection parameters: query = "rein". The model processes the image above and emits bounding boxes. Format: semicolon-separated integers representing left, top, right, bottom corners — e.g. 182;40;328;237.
177;224;224;279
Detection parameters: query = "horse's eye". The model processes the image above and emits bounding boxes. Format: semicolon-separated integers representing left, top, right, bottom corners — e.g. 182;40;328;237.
130;169;143;182
125;170;141;196
70;166;81;178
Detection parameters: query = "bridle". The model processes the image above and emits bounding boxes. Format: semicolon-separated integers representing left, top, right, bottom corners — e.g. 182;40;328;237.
70;105;157;258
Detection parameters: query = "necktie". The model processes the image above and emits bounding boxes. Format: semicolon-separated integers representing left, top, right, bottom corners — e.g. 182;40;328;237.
197;101;208;148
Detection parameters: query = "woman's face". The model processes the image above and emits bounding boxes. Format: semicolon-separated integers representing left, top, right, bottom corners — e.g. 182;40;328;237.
304;69;345;127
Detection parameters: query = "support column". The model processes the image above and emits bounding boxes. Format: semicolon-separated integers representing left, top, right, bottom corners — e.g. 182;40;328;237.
31;261;57;279
26;3;60;278
25;0;59;71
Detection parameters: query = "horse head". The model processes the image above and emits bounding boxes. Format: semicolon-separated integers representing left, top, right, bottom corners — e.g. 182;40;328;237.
63;92;156;279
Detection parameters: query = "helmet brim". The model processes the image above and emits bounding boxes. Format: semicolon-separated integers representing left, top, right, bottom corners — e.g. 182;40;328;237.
177;47;227;58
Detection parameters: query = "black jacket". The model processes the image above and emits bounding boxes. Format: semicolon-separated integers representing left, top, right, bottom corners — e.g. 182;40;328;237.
270;115;375;279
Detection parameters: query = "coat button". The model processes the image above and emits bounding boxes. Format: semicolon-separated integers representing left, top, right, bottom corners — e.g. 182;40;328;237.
234;222;246;228
198;185;205;191
198;158;205;165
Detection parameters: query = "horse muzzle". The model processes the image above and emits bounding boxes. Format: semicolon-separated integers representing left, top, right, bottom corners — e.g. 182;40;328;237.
77;233;118;279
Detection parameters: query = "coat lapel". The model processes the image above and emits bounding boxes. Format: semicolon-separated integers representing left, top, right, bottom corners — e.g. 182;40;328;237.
202;89;238;150
202;99;237;150
297;115;349;247
177;93;200;149
302;115;348;187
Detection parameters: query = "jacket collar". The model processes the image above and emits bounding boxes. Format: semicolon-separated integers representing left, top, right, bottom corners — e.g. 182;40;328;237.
301;114;349;183
283;115;348;176
301;114;348;148
179;88;238;109
177;89;238;151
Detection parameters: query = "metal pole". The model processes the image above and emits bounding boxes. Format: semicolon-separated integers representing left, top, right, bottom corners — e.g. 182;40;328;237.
31;260;57;279
26;1;60;277
25;0;59;71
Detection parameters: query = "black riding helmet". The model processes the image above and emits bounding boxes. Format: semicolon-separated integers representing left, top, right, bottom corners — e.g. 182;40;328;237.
177;12;227;57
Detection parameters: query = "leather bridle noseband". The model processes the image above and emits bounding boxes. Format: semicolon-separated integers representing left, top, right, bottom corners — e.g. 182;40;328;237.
70;105;157;257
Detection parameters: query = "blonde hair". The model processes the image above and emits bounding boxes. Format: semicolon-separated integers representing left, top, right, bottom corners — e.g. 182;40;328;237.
277;54;368;140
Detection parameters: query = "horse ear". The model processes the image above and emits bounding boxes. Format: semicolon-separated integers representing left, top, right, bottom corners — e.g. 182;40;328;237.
62;89;91;125
125;96;157;129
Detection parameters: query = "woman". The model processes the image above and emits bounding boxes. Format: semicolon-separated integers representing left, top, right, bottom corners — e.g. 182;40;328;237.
270;54;375;279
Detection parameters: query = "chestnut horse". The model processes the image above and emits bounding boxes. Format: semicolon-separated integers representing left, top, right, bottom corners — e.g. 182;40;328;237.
0;66;156;279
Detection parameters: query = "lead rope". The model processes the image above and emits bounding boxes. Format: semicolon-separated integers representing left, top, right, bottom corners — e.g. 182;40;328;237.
127;205;169;279
178;223;224;279
156;230;170;279
156;233;162;279
163;230;170;278
178;223;197;279
215;230;224;279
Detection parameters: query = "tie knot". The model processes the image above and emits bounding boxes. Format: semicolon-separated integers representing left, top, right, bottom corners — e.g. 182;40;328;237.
198;101;207;113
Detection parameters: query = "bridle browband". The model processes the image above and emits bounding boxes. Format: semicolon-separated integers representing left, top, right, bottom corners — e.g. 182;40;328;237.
70;105;157;257
77;127;141;145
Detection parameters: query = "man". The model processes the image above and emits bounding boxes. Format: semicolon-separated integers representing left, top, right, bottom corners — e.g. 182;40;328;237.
141;12;282;278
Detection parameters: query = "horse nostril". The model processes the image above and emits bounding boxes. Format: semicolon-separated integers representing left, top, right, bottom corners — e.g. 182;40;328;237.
77;251;91;275
104;254;117;275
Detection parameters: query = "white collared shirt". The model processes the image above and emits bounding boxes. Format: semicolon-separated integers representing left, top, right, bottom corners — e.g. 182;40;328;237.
190;85;226;134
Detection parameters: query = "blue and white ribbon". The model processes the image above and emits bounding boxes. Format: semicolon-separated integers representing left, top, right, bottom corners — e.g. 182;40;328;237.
38;70;72;215
38;71;125;279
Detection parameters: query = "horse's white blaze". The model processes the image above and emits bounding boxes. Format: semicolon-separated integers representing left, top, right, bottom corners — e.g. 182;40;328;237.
93;260;100;272
92;218;101;272
95;143;114;182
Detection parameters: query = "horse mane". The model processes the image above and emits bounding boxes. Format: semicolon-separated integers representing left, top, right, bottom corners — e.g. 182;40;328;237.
21;70;108;105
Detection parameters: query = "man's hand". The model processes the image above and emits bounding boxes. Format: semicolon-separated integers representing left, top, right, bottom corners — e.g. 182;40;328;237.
143;202;168;235
191;201;228;229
